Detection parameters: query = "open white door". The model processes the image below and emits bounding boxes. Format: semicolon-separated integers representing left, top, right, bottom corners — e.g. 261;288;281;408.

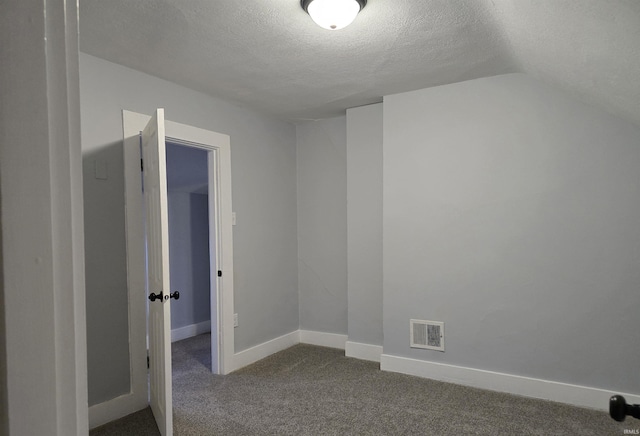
121;110;236;430
142;109;173;436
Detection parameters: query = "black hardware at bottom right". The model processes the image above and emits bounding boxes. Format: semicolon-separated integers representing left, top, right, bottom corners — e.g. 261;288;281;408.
610;395;640;422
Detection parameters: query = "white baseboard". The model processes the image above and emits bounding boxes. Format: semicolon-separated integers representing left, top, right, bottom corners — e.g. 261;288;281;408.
345;341;383;363
299;330;348;349
171;320;211;343
233;330;300;371
233;329;349;371
88;392;148;429
380;354;640;411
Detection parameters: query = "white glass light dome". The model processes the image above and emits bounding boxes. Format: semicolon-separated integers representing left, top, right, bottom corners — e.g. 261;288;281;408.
301;0;366;31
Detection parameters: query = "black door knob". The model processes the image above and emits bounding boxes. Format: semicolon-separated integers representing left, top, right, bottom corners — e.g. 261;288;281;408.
610;395;640;422
170;291;180;300
148;292;163;302
611;395;627;422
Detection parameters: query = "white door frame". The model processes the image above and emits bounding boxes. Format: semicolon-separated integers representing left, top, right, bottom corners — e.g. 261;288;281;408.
120;110;235;416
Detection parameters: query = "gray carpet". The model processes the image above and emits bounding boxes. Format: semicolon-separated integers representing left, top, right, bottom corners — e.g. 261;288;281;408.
91;333;633;435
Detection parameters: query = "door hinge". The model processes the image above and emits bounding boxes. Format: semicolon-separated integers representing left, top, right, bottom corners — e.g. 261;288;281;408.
218;270;222;277
147;354;150;369
141;159;144;171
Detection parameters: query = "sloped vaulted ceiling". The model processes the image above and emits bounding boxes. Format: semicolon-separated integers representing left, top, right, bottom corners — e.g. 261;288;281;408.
79;0;640;125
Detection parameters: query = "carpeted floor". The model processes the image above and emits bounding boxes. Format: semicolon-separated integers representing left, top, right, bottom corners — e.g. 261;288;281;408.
91;333;633;435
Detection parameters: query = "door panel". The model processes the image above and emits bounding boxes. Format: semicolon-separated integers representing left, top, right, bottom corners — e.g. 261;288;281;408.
142;109;173;436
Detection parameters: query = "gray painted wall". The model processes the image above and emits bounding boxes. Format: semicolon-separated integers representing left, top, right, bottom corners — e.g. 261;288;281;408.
346;104;383;346
383;73;640;393
168;192;211;330
83;110;130;404
296;118;348;334
80;53;299;406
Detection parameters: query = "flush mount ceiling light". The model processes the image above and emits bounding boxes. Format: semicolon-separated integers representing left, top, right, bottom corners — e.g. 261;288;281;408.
301;0;367;30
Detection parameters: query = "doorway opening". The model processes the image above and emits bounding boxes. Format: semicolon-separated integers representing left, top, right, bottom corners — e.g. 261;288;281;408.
165;142;213;354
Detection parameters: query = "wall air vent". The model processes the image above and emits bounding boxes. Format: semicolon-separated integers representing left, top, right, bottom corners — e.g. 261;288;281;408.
410;319;445;352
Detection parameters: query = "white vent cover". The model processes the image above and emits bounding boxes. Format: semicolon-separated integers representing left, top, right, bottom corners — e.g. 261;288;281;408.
410;319;445;352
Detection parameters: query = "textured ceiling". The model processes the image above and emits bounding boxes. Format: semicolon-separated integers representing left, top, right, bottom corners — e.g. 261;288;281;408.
79;0;640;125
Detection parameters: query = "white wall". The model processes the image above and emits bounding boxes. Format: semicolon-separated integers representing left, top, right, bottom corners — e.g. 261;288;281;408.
383;73;640;394
346;104;383;347
296;118;348;334
80;53;299;406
